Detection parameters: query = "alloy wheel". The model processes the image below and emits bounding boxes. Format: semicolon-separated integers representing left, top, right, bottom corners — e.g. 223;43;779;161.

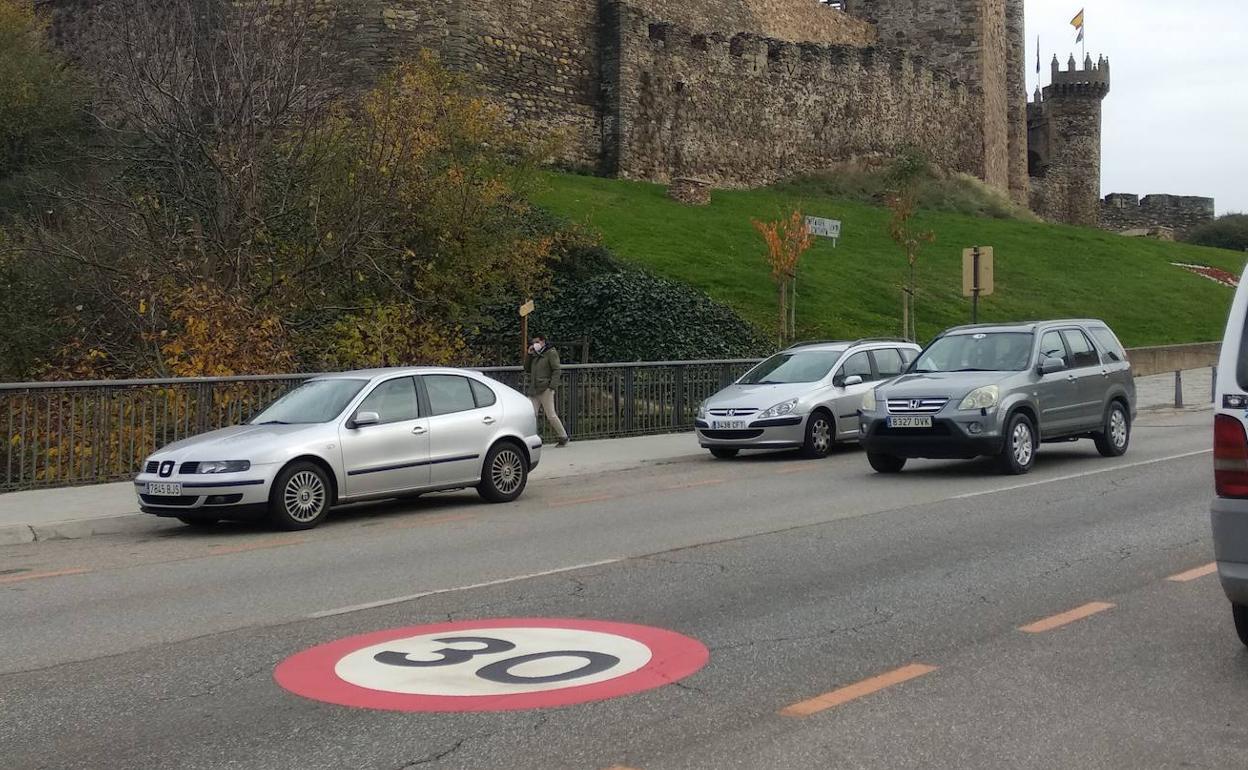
491;449;525;495
1012;422;1034;467
811;417;831;453
284;470;326;523
1110;408;1128;449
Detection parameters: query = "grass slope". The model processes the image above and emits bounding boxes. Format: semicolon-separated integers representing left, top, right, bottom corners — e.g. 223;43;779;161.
534;172;1246;347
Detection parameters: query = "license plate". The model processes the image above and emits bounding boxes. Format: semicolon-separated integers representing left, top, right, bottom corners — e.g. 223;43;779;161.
712;420;747;430
887;416;933;429
145;482;182;496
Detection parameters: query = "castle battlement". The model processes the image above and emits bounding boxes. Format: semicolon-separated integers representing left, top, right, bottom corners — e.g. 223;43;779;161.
1040;54;1111;98
1101;193;1216;238
634;8;966;99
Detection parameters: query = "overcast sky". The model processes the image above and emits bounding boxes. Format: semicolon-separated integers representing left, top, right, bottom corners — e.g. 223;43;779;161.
1026;0;1248;214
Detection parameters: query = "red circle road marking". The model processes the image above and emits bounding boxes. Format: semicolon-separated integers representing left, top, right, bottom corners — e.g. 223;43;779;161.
273;618;710;712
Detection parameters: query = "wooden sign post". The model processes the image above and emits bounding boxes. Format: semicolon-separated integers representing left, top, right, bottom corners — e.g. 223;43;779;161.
962;246;995;324
519;299;535;359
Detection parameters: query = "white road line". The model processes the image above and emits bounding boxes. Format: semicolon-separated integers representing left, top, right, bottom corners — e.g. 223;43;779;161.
307;558;623;619
950;449;1211;501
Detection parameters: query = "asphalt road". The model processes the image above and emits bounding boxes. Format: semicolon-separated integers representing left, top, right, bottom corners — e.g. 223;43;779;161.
2;409;1242;769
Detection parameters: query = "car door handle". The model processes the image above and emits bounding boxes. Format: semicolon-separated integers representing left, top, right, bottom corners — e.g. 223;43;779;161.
412;425;427;435
482;416;496;425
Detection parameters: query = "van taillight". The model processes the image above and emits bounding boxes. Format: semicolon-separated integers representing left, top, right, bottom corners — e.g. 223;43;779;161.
1214;414;1248;497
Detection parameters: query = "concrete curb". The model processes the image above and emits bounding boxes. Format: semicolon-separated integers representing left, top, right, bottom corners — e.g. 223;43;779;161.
0;513;168;545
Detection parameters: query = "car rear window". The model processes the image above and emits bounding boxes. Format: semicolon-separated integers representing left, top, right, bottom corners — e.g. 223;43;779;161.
1238;314;1248;392
1088;325;1127;364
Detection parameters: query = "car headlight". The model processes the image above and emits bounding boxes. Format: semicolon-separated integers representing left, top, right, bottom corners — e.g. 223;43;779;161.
861;389;877;412
196;460;251;474
697;401;708;420
759;398;799;419
958;385;999;411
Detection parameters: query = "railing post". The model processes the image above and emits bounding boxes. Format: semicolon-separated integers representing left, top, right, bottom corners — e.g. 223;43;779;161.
1213;366;1218;404
623;367;635;434
673;365;685;429
567;369;579;437
1174;370;1183;409
196;382;211;433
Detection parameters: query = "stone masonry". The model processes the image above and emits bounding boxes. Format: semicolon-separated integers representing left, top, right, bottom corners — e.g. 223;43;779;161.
1027;55;1110;227
1101;194;1216;240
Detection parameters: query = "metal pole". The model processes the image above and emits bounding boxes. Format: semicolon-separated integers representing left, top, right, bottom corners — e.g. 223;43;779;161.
1213;366;1218;404
1174;370;1183;409
971;246;981;325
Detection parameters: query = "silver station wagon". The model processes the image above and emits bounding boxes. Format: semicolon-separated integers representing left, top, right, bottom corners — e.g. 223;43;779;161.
695;339;922;459
134;368;542;530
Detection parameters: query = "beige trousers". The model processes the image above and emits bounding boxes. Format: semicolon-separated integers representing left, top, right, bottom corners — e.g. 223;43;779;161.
530;388;567;440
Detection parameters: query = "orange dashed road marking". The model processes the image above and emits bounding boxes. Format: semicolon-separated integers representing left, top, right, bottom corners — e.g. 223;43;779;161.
389;512;477;529
551;493;620;508
780;663;938;717
0;567;91;585
208;537;305;556
1019;602;1115;633
660;479;725;492
1167;562;1218;583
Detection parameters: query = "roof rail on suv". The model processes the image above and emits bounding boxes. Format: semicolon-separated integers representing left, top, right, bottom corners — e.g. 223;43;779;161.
846;337;912;347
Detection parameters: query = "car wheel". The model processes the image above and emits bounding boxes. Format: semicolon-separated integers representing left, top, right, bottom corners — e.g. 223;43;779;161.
176;515;219;528
997;412;1037;475
710;447;739;459
800;411;834;459
867;452;906;473
1234;603;1248;648
268;461;331;530
478;442;528;503
1094;401;1130;458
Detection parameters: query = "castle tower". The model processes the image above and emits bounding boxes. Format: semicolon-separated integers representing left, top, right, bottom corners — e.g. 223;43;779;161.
1027;53;1111;226
845;0;1015;196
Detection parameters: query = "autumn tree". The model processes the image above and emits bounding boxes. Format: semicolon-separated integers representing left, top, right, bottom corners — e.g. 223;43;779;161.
886;153;935;342
753;210;813;346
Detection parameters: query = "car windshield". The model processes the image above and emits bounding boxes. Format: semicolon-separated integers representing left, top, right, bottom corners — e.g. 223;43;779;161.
739;350;844;384
912;332;1034;373
251;379;368;425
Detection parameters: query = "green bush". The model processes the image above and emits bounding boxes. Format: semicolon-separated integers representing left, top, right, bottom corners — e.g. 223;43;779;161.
1186;214;1248;252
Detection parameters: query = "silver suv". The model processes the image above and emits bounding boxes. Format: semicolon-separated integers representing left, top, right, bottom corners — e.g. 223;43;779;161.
859;320;1135;475
696;339;921;459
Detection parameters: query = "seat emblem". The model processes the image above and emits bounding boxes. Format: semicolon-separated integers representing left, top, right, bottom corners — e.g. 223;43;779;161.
159;461;175;478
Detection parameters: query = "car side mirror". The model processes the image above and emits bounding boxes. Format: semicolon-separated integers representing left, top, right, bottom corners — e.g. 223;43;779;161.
1037;357;1064;376
842;374;864;387
351;411;380;428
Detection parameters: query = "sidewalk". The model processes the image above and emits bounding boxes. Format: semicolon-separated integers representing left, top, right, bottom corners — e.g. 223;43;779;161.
0;371;1213;545
0;433;705;545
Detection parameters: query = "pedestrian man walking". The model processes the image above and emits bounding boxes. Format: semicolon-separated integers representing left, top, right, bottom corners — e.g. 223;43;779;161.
524;335;570;447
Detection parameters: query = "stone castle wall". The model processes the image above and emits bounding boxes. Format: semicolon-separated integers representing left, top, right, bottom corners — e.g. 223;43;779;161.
1101;194;1216;240
1027;58;1109;228
843;0;1015;196
608;4;982;186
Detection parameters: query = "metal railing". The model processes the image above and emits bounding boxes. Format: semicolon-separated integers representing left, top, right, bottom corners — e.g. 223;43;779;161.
0;360;759;492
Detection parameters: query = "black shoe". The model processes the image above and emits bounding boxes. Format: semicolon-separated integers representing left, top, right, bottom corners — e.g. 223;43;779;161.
556;437;570;447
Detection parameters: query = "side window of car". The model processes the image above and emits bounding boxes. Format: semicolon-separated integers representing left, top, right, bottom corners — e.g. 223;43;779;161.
872;348;904;379
840;351;872;381
1089;325;1127;364
425;375;479;416
1039;331;1069;369
356;377;419;424
899;347;919;366
1061;329;1100;368
470;379;497;408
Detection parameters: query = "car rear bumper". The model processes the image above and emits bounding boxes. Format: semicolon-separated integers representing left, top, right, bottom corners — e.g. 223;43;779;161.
694;416;805;450
858;415;1004;459
1212;496;1248;604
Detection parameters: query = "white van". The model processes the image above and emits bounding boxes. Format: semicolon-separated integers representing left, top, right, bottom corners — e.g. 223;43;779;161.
1212;270;1248;646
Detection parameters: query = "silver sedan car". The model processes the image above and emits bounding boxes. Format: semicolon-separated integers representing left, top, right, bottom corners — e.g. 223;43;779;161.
695;339;921;459
134;367;542;530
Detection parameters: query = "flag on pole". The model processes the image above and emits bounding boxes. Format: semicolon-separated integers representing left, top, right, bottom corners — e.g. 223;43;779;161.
1071;9;1085;43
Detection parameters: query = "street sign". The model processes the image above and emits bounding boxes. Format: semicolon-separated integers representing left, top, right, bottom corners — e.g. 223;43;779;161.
962;247;994;297
274;618;709;712
804;216;842;240
519;299;536;317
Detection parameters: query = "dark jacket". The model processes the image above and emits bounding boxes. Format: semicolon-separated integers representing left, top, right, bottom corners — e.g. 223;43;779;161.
523;346;561;395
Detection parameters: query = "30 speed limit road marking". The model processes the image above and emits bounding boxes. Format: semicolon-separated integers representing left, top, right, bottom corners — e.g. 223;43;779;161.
274;618;709;712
